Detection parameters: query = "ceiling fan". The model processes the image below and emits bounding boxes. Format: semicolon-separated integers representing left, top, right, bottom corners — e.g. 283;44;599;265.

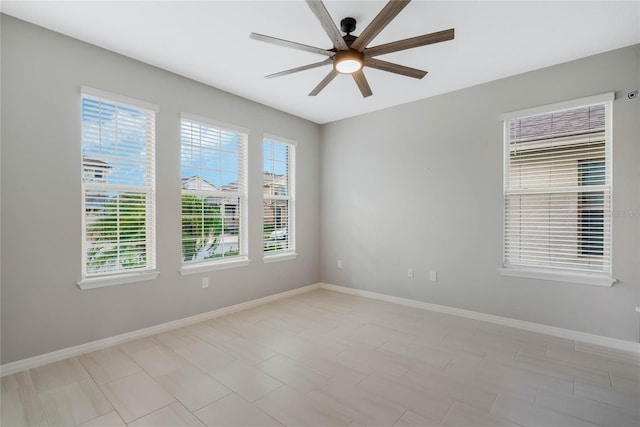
250;0;455;97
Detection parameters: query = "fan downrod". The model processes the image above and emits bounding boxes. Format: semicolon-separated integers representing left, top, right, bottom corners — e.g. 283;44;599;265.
340;17;356;35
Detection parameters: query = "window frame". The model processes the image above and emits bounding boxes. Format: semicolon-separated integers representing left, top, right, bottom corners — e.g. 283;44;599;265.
78;87;159;290
178;113;249;275
263;134;297;263
499;93;615;287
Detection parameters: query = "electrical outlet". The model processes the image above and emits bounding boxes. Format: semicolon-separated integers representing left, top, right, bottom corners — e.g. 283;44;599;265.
337;259;343;269
429;271;437;282
408;268;414;278
202;277;209;289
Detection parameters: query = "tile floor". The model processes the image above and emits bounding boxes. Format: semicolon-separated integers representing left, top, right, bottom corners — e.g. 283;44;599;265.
1;289;639;426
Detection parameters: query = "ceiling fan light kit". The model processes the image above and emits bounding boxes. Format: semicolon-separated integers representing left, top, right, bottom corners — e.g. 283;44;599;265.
251;0;455;98
334;50;364;74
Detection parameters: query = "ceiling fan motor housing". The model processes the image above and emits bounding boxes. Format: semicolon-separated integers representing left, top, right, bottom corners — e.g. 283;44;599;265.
340;17;357;34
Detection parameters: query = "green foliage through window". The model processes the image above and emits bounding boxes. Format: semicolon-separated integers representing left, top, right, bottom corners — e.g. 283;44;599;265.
181;194;223;261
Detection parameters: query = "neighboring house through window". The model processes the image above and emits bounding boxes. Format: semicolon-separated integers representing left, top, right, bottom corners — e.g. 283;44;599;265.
180;114;248;273
501;93;614;286
80;88;158;286
263;136;296;260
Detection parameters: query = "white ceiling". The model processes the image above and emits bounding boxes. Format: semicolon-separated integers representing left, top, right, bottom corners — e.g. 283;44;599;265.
2;1;639;124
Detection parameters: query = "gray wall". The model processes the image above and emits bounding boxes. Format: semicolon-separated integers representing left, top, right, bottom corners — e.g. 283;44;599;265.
321;44;640;342
1;15;321;364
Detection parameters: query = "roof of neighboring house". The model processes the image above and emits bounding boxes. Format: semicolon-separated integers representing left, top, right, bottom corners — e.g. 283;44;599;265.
263;172;286;187
510;104;605;144
181;175;218;191
82;156;112;168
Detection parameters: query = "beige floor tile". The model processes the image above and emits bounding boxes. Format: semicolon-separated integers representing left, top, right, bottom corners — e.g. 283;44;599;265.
153;328;203;349
77;411;126;426
404;366;498;411
210;361;283;402
471;329;549;357
253;332;318;360
261;316;310;335
155;367;231;412
336;323;416;348
182;322;238;344
129;402;204;426
257;354;328;393
512;351;611;387
477;357;574;395
255;385;351;427
100;371;175;423
80;348;140;384
546;341;640;380
494;325;573;349
118;337;158;356
444;359;538;402
412;330;486;360
307;377;406;426
31;357;90;392
211;336;277;364
289;353;368;385
293;330;353;358
1;385;48;427
194;393;282;427
2;289;636;427
128;345;191;378
535;385;640;427
1;370;34;392
336;347;409;377
378;341;474;371
39;378;112;426
172;340;237;373
394;409;443;426
575;341;640;365
492;393;599;427
610;372;640;395
441;401;520;427
574;378;640;412
359;373;453;423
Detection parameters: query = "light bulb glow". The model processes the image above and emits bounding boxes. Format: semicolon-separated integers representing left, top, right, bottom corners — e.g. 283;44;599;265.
335;59;362;73
334;50;364;74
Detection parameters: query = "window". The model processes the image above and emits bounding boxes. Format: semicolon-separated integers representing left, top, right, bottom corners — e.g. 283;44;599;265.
263;136;296;260
501;93;613;285
80;88;158;286
180;114;248;273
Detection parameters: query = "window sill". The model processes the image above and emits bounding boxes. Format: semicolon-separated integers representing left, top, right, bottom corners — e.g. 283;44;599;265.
180;257;250;275
499;267;615;287
263;252;298;263
77;270;159;290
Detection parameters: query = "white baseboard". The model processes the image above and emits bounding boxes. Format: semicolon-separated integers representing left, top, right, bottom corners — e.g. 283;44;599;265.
0;284;319;376
318;283;640;353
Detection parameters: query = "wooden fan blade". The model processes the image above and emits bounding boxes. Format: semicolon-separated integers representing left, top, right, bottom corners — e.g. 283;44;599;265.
365;28;455;57
350;0;412;51
352;70;373;97
364;58;427;79
266;58;333;79
309;69;339;96
250;33;335;57
306;0;349;50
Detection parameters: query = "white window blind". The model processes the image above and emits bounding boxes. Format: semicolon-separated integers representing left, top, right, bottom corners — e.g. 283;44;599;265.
263;137;295;256
503;95;612;277
181;115;248;264
81;92;156;278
